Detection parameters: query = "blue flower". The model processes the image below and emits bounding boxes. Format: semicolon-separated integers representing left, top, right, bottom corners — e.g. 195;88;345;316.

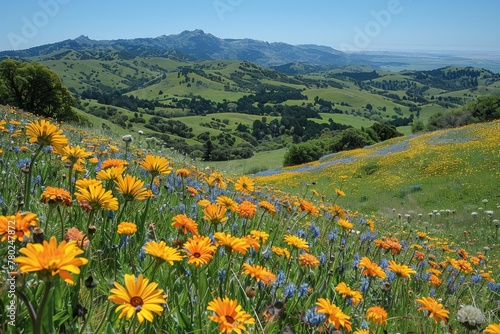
17;158;30;169
328;232;337;242
119;236;129;249
360;277;370;293
218;247;226;257
232;221;239;234
262;248;272;260
471;274;482;283
274;270;285;288
295;229;306;239
283;283;296;299
308;223;320;240
352;253;360;268
298;283;309;297
303;307;325;327
319;252;326;265
218;269;226;281
487;281;500;292
386;270;396;283
43;146;53;154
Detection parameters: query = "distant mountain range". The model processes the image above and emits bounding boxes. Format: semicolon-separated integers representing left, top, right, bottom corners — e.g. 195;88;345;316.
1;30;500;72
0;29;354;67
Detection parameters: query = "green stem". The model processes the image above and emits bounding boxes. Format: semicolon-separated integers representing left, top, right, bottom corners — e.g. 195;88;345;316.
44;205;55;235
16;290;37;331
150;260;162;281
94;299;111;334
255;211;266;232
78;288;93;334
24;145;43;210
140;182;153;242
115;200;129;226
86;209;96;231
127;314;139;334
223;251;233;294
67;166;73;194
33;281;53;334
57;206;65;241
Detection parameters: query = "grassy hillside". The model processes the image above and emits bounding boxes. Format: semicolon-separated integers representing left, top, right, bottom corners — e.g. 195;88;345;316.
256;120;500;215
25;50;500;132
1;105;499;333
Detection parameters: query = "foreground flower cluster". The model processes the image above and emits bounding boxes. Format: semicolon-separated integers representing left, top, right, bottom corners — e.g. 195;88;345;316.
0;106;499;333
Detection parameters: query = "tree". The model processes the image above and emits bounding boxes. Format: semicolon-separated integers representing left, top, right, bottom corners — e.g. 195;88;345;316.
369;122;403;141
0;59;76;120
202;138;213;161
466;95;500;122
411;120;425;133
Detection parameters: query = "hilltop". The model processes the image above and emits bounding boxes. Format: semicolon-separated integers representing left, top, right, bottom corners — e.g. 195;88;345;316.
0;30;350;67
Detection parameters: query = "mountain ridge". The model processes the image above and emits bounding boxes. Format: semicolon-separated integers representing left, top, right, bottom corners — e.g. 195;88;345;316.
0;29;354;67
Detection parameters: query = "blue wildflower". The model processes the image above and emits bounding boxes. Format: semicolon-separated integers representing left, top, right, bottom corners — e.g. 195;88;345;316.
471;274;482;283
308;223;320;240
303;307;325;327
218;269;226;281
274;270;285;288
298;283;309;297
283;283;296;299
319;252;326;265
352;253;360;268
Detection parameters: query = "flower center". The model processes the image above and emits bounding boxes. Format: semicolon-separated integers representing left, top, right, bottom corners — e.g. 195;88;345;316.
47;259;60;273
225;315;235;324
193;252;201;258
130;296;144;308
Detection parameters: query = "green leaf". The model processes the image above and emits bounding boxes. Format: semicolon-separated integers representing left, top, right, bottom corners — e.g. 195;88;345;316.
105;322;117;334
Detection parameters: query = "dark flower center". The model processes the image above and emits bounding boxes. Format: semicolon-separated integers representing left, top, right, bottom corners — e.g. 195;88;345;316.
225;315;235;324
130;296;143;307
193;252;201;258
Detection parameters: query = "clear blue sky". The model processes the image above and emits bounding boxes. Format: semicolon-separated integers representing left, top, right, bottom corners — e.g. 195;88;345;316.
1;0;499;53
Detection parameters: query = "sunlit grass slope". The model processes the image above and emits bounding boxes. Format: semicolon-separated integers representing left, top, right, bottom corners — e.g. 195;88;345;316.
257;120;500;215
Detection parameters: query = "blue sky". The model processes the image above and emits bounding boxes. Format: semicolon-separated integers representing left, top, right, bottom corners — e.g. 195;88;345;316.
1;0;499;53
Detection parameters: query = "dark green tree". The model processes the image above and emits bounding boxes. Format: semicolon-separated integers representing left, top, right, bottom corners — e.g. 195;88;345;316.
466;95;500;122
411;119;425;133
202;138;214;161
369;122;403;141
0;59;76;120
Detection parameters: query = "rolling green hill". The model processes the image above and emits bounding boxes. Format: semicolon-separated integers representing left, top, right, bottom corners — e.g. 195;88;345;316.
2;47;500;166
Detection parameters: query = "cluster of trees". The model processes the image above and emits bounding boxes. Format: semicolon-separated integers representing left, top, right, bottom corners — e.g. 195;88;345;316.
202;138;254;161
331;70;380;82
80;89;159;112
412;67;483;91
425;95;500;131
283;122;403;166
0;59;77;120
145;117;195;138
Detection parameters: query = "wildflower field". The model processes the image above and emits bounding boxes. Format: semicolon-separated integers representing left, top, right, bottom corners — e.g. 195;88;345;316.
0;105;499;333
